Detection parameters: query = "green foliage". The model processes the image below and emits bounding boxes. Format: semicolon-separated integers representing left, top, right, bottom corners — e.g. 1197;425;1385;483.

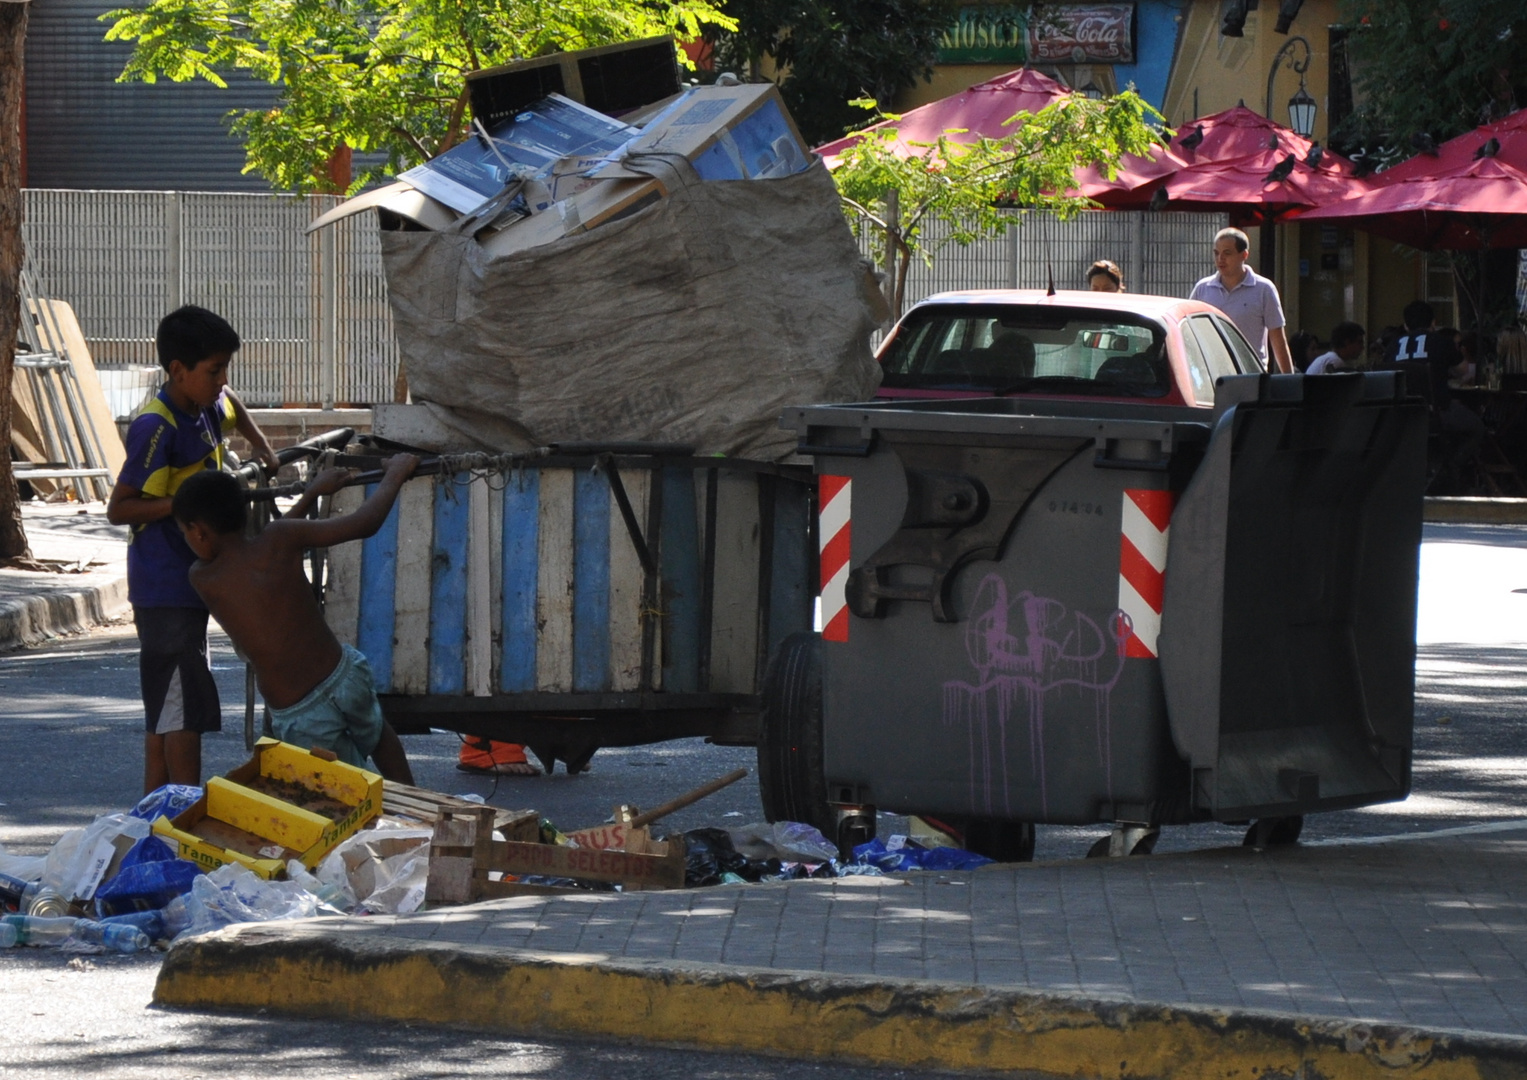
831;90;1165;316
1338;0;1527;158
103;0;732;193
702;0;959;147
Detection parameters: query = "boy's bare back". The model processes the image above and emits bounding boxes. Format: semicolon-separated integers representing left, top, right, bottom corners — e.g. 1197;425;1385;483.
185;455;417;711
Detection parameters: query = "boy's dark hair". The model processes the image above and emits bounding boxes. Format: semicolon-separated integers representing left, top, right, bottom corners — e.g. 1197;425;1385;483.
156;306;240;373
1331;321;1365;349
1402;300;1434;332
172;469;247;536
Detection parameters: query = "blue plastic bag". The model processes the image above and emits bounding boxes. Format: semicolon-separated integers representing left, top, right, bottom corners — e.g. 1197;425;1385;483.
129;785;203;823
852;836;993;873
92;836;202;915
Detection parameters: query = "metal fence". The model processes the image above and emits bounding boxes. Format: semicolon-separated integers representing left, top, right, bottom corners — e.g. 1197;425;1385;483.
863;208;1228;310
21;192;1226;408
21;190;398;407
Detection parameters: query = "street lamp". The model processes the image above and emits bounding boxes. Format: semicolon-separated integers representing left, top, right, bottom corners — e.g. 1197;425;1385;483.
1079;81;1104;100
1266;36;1316;137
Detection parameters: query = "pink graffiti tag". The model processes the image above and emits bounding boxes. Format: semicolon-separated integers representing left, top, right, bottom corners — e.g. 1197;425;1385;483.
942;574;1129;818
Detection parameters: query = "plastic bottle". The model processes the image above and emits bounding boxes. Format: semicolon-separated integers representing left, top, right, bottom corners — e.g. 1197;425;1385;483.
0;923;16;948
2;915;79;946
99;910;167;942
69;919;150;953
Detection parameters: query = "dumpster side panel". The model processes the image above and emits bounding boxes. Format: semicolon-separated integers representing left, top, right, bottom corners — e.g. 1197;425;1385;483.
391;480;435;694
767;478;813;664
354;484;401;691
429;475;470;694
573;470;613;692
487;482;504;694
500;470;540;693
536;468;576;692
609;469;650;692
821;439;1189;826
710;470;762;693
661;467;702;693
324;485;366;649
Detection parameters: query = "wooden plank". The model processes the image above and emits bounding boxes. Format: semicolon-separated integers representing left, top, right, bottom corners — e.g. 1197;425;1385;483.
323;485;366;647
535;468;575;693
355;484;401;691
608;468;648;692
30;299;127;480
429;477;470;694
466;476;494;696
483;838;684;888
572;468;611;692
501;469;540;693
708;470;762;693
391;478;435;695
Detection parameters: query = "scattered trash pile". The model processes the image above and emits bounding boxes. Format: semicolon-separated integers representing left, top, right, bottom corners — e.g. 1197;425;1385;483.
0;739;998;954
311;35;885;461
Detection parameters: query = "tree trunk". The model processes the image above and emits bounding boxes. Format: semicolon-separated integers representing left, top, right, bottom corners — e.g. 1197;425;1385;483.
0;1;32;561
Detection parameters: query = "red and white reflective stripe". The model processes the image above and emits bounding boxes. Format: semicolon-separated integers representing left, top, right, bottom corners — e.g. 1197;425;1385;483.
1117;489;1175;659
819;475;852;642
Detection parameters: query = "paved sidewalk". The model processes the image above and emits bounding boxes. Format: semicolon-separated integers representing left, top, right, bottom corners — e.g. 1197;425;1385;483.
0;502;128;649
159;823;1527;1077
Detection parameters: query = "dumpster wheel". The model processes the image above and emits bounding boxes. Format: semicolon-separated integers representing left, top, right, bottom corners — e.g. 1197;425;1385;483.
757;632;836;838
1243;815;1303;848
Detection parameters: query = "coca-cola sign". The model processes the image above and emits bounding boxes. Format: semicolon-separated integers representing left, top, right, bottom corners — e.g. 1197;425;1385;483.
1028;4;1135;64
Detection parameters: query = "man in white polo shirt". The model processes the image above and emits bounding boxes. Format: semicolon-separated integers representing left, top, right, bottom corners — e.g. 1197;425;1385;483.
1189;227;1293;373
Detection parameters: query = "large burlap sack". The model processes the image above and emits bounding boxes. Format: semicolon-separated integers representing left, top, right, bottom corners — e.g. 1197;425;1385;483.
380;160;886;461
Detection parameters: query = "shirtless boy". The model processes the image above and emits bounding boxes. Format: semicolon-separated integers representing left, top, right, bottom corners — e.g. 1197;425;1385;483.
170;456;418;782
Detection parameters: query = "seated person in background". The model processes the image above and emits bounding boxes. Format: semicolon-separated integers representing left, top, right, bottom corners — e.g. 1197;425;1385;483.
1288;329;1320;372
171;457;419;783
1306;321;1365;374
1087;260;1124;293
1457;331;1480;385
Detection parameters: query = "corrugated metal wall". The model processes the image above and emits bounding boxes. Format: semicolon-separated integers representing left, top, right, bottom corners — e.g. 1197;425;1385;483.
873;209;1229;310
24;0;279;191
22;190;399;406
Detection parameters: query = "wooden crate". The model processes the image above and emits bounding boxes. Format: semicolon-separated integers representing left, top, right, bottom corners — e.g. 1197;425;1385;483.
382;781;537;840
425;807;685;905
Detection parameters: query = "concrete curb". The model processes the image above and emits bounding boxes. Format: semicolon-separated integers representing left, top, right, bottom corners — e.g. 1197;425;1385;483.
156;924;1527;1079
1424;497;1527;524
0;575;128;650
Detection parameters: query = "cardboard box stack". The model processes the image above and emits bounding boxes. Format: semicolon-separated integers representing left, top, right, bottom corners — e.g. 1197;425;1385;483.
309;37;812;257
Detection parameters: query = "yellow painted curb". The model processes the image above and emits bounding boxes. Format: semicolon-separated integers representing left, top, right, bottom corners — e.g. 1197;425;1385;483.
155;925;1527;1079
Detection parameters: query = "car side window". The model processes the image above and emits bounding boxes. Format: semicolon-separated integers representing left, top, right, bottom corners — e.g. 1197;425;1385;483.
1207;314;1264;373
1178;322;1216;406
1186;316;1240;383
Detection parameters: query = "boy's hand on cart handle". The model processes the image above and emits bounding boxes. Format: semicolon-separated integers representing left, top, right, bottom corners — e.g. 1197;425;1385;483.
306;467;356;496
384;453;420;481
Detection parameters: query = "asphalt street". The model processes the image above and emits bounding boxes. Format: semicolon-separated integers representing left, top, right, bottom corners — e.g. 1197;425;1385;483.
2;521;1527;1076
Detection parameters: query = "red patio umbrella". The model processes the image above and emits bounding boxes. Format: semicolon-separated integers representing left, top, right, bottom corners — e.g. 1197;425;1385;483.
1298;110;1527;250
815;68;1071;164
1076;105;1370;225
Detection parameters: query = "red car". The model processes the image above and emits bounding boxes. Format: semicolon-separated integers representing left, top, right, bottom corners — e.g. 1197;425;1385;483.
875;289;1266;406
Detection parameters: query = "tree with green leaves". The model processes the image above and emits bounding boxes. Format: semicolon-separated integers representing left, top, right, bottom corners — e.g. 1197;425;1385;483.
104;0;732;193
701;0;959;147
1338;0;1526;156
831;91;1165;318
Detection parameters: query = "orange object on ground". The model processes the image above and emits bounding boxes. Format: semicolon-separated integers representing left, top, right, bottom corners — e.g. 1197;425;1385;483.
457;737;539;775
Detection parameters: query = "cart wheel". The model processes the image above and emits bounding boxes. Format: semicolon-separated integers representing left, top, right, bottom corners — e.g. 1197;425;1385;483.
757;632;835;837
954;818;1036;863
1243;815;1304;847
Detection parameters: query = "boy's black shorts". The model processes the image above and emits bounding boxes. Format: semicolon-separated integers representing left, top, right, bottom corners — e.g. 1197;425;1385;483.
135;607;222;736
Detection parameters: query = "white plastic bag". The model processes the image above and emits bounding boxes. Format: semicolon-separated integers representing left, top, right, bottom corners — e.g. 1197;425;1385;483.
176;863;323;938
315;828;431;915
727;821;838;863
0;844;47;883
39;814;151;902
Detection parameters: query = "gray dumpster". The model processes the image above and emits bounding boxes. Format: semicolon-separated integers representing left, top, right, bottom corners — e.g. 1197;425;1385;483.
769;372;1427;855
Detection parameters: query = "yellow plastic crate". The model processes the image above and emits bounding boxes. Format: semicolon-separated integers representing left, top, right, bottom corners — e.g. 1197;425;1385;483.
152;738;383;879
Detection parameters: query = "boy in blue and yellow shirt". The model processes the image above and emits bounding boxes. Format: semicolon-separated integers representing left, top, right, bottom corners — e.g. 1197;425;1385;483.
107;306;278;793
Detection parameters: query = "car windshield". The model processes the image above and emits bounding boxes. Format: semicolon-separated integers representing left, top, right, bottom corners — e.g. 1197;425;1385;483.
880;304;1172;398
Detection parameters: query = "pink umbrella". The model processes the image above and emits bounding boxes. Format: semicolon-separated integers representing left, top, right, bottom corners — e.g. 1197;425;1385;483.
1077;105;1369;222
1298;110;1527;249
815;68;1071;164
